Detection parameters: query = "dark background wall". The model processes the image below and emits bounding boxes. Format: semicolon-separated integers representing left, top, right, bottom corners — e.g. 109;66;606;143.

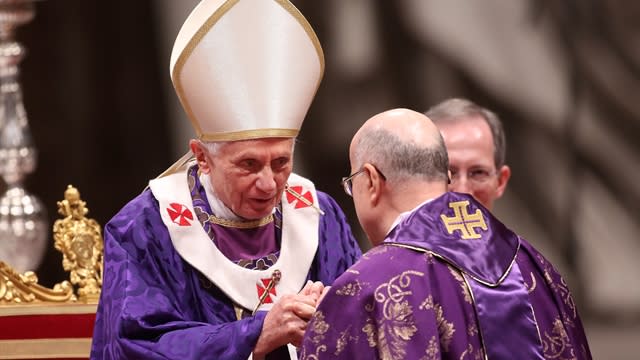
16;0;173;286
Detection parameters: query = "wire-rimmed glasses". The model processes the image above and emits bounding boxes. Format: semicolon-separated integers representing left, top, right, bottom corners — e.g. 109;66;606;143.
341;165;386;196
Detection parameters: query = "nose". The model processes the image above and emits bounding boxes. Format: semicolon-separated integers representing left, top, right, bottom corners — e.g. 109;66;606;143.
255;167;276;193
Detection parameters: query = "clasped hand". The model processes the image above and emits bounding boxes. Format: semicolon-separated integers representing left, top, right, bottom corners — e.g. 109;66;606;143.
253;280;329;358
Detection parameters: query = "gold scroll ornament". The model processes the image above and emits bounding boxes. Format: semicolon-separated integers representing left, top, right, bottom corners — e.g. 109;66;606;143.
0;185;103;304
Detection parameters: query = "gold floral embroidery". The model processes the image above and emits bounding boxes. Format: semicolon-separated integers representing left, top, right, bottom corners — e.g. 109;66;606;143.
302;311;330;360
302;345;327;360
363;318;378;348
308;311;330;345
467;323;478;337
362;271;422;360
334;326;358;356
419;295;455;352
459;344;484;360
448;265;472;304
435;304;455;351
419;336;440;360
542;317;576;360
335;280;367;297
419;295;434;310
537;254;577;320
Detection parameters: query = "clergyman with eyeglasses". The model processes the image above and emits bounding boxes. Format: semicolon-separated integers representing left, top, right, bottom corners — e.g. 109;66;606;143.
300;108;592;359
425;98;511;210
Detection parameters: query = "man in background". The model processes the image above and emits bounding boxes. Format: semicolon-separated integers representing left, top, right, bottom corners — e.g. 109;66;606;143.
91;0;360;359
425;98;511;210
301;108;591;359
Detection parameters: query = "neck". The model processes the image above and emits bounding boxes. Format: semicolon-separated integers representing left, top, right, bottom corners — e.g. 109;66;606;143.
392;178;446;210
200;172;243;220
376;180;447;243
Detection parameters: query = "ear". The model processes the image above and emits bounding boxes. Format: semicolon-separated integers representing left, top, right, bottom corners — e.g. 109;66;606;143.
494;164;511;198
363;163;384;206
189;140;212;174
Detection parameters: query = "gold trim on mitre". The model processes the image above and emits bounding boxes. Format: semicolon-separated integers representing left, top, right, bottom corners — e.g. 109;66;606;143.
199;128;299;142
171;0;325;141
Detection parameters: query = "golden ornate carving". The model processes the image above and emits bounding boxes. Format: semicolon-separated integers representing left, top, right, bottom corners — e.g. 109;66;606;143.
0;262;74;304
0;185;103;305
53;185;103;303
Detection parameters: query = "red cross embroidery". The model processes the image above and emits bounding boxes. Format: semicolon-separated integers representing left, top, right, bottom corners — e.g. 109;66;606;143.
286;186;314;209
166;203;193;226
256;278;277;304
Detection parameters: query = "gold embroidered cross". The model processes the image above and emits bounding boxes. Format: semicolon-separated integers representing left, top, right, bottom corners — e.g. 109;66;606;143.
440;200;487;239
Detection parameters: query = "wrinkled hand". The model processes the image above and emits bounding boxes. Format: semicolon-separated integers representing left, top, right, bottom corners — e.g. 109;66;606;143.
253;281;326;358
300;280;331;306
299;280;325;305
253;293;317;357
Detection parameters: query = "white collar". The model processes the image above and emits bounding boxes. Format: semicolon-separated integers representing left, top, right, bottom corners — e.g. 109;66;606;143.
199;172;243;220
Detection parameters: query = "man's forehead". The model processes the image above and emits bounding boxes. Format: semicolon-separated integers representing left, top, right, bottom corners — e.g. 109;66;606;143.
439;116;491;141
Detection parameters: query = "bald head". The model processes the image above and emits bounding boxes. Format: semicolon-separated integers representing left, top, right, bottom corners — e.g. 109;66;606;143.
347;108;449;246
355;108;440;143
350;108;449;184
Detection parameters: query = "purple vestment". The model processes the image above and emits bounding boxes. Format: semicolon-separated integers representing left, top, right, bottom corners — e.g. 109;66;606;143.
301;192;592;360
90;171;361;359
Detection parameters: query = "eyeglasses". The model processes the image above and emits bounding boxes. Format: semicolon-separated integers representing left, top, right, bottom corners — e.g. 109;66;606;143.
341;164;386;197
449;168;496;185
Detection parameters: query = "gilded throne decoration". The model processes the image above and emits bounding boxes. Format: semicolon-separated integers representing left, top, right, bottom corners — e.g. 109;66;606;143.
0;185;103;360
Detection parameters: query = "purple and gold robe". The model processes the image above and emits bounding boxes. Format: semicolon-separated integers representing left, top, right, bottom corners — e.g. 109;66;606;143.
90;170;361;359
301;192;592;360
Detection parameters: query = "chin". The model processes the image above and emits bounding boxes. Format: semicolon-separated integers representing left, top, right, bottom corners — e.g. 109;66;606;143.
243;207;274;220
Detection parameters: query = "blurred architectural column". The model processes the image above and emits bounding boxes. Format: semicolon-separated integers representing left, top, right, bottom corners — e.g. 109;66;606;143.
154;0;199;160
398;0;640;318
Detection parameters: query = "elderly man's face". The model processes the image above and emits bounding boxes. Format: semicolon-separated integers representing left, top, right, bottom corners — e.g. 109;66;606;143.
204;138;294;220
437;116;508;210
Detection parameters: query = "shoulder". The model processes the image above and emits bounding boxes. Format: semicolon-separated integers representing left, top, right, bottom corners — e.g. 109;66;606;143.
104;189;166;250
316;190;343;213
106;189;160;227
517;237;563;273
332;245;423;287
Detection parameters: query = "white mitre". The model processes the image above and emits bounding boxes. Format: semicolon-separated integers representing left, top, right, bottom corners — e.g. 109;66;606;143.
170;0;324;143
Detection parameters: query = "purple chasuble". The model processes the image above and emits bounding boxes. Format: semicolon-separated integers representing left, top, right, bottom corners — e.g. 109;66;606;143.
301;192;592;360
386;192;543;359
90;167;362;360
